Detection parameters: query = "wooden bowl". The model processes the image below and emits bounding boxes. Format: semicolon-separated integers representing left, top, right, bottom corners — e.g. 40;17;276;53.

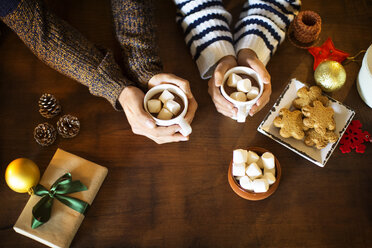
228;147;282;201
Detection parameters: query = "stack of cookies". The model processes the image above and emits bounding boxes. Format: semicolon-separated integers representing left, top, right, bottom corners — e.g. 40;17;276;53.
273;86;338;149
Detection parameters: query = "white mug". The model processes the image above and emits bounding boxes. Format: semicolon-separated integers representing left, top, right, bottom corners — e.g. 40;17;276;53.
144;84;192;136
357;44;372;108
220;66;264;122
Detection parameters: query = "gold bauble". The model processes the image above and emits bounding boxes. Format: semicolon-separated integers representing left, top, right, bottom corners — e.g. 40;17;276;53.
314;60;347;92
5;158;40;193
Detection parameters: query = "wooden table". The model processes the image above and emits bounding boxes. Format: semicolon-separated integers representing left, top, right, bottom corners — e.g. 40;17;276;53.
1;0;371;247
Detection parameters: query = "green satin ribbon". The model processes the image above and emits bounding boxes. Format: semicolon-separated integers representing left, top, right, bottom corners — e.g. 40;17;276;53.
31;173;89;229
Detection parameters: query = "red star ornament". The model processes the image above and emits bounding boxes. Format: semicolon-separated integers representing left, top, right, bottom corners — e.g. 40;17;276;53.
308;37;350;70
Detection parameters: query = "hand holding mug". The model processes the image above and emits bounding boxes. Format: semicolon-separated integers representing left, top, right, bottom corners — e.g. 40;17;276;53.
237;48;272;116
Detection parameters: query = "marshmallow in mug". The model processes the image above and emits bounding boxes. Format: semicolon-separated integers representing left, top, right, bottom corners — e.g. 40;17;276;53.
232;148;277;193
144;84;192;136
221;67;264;123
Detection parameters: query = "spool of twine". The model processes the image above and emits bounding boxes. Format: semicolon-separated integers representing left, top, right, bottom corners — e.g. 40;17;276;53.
293;11;322;44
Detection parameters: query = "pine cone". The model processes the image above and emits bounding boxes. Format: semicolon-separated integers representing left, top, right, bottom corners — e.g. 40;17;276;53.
38;93;61;118
34;123;57;146
57;114;80;138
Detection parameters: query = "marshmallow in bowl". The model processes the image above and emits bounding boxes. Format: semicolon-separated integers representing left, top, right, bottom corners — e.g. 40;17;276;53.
227;73;242;87
247;150;260;164
261;152;275;169
164;100;181;115
264;166;275;176
256;158;264;169
237;79;252;93
239;176;254;191
247;86;259;100
230;92;247;102
246;162;262;179
159;89;174;103
232;162;246;177
157;108;173;120
262;172;276;185
253;178;269;193
147;99;162;113
233;149;248;163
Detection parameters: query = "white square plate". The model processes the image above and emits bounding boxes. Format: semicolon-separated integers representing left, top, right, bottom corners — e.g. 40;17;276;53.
257;79;355;167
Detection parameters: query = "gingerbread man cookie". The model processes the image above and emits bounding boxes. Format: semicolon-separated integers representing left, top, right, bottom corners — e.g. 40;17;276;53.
292;86;329;109
305;129;338;149
274;108;308;140
302;100;336;135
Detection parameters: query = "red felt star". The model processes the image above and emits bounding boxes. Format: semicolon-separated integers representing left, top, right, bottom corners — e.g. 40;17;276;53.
308;37;350;70
339;120;371;153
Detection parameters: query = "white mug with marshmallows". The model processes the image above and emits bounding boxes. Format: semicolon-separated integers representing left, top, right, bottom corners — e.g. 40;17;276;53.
144;84;192;136
220;66;264;122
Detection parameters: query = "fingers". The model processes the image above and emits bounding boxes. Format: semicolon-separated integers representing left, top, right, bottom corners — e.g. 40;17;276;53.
149;73;192;97
249;83;272;116
184;96;198;124
248;59;271;85
213;55;237;87
208;78;236;118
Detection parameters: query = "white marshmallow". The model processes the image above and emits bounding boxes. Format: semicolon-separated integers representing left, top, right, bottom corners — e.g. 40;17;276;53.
235;176;244;181
227;73;242;87
237;79;252;93
157;108;173;120
253;178;269;193
246;162;262;180
239;176;254;191
230;92;247;102
232;162;246;177
147;99;162;113
247;150;260;164
262;172;276;185
264;166;275;176
247;86;259;100
164;100;181;115
256;158;264;169
233;149;248;164
262;152;275;169
159;90;174;103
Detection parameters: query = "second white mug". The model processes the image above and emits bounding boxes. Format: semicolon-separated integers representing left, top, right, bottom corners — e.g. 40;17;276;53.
220;66;264;122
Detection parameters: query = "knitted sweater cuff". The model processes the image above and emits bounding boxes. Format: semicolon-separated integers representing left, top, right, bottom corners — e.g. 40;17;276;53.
95;50;135;110
196;40;235;79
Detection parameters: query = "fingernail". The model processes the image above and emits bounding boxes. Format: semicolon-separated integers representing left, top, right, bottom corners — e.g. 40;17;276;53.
249;112;254;117
146;120;155;128
181;136;189;141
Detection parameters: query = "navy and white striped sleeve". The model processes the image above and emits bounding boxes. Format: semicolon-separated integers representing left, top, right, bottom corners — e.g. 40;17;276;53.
173;0;236;79
234;0;301;65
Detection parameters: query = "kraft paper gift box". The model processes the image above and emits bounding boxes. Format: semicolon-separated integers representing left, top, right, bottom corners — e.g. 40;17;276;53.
13;148;108;248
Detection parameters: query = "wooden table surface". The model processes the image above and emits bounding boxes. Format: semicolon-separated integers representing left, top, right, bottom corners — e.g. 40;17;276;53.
1;0;371;247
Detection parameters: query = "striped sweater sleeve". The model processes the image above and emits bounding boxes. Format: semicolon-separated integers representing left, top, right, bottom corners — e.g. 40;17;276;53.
111;0;163;89
1;0;134;110
234;0;301;65
174;0;235;79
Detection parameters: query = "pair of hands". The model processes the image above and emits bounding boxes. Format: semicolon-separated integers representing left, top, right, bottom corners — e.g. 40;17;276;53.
119;49;271;144
208;49;272;118
119;74;198;144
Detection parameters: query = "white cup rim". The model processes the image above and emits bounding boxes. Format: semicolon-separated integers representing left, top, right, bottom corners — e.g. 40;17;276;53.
144;84;188;123
220;66;264;105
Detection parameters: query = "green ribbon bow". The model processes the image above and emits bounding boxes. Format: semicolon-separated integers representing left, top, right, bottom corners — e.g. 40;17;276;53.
31;173;89;229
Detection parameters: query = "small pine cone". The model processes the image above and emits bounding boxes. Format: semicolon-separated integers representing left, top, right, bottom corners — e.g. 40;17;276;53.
34;123;57;146
57;114;80;138
39;93;61;118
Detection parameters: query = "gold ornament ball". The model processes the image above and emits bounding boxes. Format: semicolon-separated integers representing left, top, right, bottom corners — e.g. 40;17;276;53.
5;158;40;193
314;60;347;92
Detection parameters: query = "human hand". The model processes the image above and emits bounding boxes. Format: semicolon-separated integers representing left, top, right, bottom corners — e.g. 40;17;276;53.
148;73;198;125
237;48;271;116
208;55;238;118
119;85;190;144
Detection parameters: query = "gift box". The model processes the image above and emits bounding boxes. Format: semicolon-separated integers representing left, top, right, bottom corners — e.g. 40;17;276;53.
13;148;108;248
